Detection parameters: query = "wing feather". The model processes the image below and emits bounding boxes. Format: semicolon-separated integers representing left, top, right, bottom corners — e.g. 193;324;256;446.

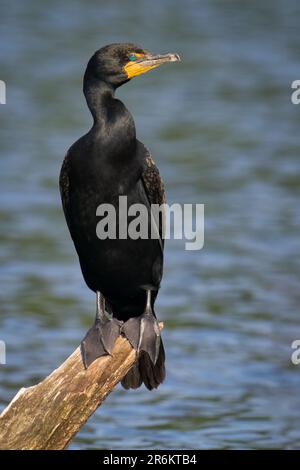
140;145;166;253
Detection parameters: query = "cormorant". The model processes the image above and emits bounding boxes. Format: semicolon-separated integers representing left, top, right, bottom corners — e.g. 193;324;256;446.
59;43;180;390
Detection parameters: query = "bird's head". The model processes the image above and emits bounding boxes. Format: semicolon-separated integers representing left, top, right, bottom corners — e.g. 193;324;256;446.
84;43;181;88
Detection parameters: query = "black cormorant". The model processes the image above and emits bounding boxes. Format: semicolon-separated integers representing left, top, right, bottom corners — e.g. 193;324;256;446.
59;43;180;390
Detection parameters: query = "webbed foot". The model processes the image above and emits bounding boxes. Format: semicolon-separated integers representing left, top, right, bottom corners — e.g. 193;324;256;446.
81;292;122;368
121;290;161;365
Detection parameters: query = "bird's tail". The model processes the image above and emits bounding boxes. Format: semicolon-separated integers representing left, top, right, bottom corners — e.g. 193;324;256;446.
121;313;166;390
121;340;165;390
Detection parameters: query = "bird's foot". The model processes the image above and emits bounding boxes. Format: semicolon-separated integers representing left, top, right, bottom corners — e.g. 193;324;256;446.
81;291;122;368
120;290;165;390
121;291;161;365
81;316;122;368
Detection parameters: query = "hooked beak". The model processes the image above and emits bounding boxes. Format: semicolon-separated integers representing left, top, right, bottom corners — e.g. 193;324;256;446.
124;52;181;79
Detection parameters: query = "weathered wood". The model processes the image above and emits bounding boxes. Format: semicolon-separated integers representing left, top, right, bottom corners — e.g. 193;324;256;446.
0;334;138;450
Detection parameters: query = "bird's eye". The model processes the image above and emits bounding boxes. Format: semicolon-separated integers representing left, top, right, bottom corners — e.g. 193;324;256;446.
129;54;137;61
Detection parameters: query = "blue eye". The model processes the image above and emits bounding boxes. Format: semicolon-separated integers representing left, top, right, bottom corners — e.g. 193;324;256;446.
129;54;137;61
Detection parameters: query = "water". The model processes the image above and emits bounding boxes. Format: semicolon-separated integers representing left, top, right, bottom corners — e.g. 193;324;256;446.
1;0;300;449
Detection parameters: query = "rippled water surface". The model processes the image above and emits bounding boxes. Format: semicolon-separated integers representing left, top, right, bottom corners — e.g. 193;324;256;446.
1;0;300;449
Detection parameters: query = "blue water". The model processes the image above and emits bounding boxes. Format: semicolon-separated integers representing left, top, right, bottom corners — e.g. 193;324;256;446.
1;0;300;449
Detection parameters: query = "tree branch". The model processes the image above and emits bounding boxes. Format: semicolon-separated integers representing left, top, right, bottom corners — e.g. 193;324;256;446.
0;332;141;450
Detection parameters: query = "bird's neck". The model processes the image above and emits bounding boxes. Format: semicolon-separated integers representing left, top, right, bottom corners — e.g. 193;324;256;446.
83;78;136;159
83;79;115;125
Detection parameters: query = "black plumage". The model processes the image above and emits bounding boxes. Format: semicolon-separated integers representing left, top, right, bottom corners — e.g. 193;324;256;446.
59;43;180;390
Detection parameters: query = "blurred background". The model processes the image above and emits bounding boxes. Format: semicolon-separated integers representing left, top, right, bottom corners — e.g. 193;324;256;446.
1;0;300;449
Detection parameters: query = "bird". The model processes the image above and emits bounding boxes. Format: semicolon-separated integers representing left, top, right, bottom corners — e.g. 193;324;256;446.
59;43;180;390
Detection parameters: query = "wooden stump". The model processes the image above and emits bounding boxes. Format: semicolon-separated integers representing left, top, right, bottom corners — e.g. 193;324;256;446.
0;335;137;450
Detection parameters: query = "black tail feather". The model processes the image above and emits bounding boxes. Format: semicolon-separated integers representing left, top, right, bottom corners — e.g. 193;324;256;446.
121;361;143;390
121;339;165;390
